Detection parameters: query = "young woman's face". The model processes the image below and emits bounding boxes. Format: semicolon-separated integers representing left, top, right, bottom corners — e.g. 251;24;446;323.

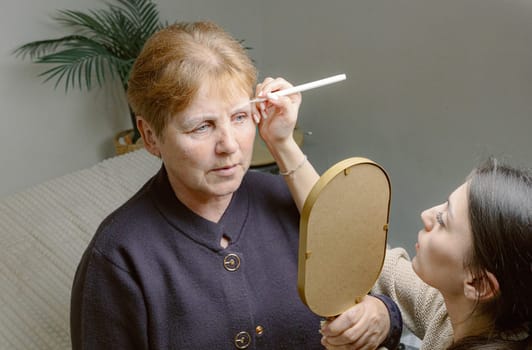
412;182;473;297
155;82;256;204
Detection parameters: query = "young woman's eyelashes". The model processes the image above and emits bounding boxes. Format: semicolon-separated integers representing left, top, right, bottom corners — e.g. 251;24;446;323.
436;211;445;227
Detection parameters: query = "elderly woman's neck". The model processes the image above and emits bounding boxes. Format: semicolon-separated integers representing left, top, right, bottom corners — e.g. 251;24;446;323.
183;195;232;223
169;184;233;223
443;294;494;342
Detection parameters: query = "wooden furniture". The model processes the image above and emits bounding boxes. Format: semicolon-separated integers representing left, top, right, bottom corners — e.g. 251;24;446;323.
250;128;304;173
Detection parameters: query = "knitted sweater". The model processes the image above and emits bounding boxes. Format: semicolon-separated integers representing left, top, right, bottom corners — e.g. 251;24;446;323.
372;248;454;350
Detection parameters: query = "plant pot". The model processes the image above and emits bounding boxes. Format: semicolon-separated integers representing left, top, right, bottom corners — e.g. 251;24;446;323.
114;129;144;155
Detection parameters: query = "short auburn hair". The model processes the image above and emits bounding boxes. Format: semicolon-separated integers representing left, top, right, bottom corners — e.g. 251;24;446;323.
127;21;257;137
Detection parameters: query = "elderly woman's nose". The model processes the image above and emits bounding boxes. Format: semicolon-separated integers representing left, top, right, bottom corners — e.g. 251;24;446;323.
216;126;239;153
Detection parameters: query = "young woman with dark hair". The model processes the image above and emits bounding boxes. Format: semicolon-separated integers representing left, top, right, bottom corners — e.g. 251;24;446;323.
318;158;531;349
445;158;532;349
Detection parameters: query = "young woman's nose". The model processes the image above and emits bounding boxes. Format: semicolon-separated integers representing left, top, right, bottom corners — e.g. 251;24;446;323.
420;208;435;232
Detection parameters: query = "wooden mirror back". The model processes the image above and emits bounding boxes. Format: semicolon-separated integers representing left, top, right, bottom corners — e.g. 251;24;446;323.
298;157;391;317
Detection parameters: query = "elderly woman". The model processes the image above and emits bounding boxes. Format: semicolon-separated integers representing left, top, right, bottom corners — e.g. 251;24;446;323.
70;20;331;349
69;21;320;349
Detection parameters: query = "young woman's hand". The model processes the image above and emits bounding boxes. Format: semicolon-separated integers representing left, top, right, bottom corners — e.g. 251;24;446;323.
320;295;390;350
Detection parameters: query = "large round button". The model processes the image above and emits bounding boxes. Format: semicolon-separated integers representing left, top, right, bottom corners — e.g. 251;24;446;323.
223;253;241;272
234;331;251;349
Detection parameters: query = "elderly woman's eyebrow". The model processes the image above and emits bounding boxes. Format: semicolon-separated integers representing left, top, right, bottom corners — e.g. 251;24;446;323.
232;100;254;113
179;115;210;129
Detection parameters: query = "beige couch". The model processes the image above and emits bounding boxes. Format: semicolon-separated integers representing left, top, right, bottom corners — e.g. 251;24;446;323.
0;150;161;349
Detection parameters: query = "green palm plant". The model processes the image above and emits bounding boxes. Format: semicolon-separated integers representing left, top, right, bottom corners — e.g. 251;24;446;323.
13;0;165;143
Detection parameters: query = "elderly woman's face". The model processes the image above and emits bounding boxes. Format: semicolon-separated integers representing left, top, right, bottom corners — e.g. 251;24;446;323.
157;82;256;204
412;182;473;297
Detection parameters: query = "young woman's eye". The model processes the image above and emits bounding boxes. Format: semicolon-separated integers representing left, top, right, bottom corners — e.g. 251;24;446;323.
436;211;445;226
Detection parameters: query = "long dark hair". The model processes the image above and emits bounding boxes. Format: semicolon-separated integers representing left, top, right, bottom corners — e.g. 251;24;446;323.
449;158;532;350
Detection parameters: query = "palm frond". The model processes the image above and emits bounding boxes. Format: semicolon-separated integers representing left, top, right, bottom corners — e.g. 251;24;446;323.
105;1;163;57
34;39;129;91
102;10;143;57
54;9;105;32
55;9;123;49
13;0;163;94
13;35;89;60
114;0;161;36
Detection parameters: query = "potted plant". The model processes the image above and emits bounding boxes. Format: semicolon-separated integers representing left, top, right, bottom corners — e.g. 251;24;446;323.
14;0;165;154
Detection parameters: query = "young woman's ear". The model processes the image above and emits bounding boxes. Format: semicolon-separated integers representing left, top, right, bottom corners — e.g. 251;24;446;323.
464;271;500;301
137;116;161;158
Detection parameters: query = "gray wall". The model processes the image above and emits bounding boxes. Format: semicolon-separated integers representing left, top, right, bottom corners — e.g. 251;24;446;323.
2;0;532;254
258;0;532;253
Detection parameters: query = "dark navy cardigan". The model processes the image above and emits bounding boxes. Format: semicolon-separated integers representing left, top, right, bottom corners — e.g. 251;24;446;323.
71;166;323;349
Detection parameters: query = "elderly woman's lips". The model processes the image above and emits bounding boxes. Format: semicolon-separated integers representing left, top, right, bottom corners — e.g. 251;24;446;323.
212;164;238;175
213;164;236;170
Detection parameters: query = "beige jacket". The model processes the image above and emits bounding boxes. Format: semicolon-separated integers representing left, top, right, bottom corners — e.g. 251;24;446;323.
372;248;454;350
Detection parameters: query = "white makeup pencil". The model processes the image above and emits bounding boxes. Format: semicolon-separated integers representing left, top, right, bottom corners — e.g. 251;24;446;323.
249;73;347;103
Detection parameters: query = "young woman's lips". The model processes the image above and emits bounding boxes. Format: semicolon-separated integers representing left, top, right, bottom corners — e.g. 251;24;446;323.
415;231;422;251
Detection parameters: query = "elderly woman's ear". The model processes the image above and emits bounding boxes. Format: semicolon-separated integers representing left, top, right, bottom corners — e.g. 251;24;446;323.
137;116;161;158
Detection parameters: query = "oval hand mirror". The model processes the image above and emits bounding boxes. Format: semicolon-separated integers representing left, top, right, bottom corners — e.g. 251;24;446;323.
298;157;391;317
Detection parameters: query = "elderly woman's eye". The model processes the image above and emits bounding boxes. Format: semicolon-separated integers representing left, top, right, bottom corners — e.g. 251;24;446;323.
234;113;248;122
193;123;210;133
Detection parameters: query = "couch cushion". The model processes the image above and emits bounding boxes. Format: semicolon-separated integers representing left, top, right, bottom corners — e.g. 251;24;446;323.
0;149;160;349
